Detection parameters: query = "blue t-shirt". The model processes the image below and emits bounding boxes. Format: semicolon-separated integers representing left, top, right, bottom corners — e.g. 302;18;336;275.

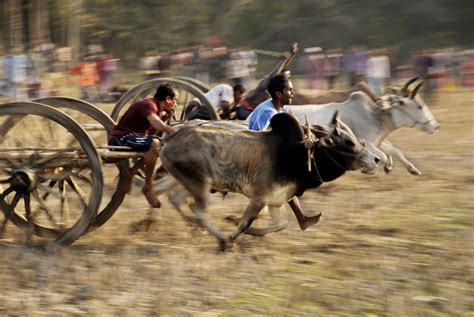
248;99;289;131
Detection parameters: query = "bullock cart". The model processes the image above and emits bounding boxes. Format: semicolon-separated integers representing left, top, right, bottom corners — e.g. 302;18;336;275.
0;77;216;250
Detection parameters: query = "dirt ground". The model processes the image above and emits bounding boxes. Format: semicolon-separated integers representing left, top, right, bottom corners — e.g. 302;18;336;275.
0;89;473;316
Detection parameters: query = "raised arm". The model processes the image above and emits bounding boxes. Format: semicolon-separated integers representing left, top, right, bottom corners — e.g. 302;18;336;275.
245;43;299;106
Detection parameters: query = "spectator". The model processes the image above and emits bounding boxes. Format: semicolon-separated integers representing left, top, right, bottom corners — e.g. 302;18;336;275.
70;56;100;103
366;48;391;95
325;48;343;90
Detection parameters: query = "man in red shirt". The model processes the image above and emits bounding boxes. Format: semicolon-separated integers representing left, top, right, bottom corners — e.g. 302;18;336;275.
109;83;178;208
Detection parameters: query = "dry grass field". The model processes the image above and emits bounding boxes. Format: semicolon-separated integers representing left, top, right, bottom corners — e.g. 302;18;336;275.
0;89;473;316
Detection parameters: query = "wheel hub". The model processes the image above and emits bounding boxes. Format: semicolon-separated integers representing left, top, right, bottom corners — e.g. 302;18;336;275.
10;168;37;193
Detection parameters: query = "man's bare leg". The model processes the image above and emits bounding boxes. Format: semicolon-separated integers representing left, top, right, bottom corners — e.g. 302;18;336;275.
288;196;323;231
142;138;161;208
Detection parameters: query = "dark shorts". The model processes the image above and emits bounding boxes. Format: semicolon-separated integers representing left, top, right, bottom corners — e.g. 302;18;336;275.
108;133;157;152
235;106;253;120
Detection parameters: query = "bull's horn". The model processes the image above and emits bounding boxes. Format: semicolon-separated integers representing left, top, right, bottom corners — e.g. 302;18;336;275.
331;111;342;136
410;81;424;98
403;77;419;90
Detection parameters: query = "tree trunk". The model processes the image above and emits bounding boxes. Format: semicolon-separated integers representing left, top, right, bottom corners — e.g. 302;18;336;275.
68;0;83;65
8;0;23;50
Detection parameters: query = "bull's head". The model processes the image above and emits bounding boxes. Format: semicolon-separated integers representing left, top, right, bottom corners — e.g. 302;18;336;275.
310;111;381;173
384;78;439;133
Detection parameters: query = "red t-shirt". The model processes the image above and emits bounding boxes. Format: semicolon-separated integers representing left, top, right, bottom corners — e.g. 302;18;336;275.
112;98;158;137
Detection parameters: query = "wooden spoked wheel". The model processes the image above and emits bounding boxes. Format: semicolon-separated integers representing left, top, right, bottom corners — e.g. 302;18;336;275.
111;77;218;122
0;102;103;249
32;97;136;229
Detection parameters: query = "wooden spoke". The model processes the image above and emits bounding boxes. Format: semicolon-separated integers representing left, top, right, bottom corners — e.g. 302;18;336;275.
0;186;15;200
31;189;59;229
0;177;12;184
40;180;57;200
65;176;88;205
70;170;92;184
58;180;69;228
32;148;76;168
23;193;33;246
0;191;22;237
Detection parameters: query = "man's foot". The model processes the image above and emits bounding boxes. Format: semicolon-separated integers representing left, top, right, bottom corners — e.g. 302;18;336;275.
299;212;323;231
142;187;161;208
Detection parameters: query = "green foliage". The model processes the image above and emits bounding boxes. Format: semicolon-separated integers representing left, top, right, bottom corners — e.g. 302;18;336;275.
1;0;473;63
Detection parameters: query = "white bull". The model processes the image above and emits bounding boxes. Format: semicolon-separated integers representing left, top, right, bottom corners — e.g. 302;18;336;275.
286;80;439;175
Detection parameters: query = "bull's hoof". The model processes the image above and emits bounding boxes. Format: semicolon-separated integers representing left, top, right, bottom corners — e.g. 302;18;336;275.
218;239;233;252
408;166;422;176
384;165;392;174
300;212;324;231
223;215;240;225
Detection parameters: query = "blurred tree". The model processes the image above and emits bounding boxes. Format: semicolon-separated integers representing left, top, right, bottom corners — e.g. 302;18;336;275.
7;0;24;50
0;0;473;66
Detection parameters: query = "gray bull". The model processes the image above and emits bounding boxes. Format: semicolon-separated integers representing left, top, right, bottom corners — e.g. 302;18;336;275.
159;112;380;250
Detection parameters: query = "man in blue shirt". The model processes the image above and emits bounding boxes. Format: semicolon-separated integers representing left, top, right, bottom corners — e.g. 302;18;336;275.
247;73;322;230
248;73;294;130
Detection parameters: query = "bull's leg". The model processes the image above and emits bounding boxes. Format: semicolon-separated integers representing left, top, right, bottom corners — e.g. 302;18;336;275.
190;194;229;251
154;175;179;196
159;159;228;249
154;175;199;225
228;199;265;242
168;187;200;226
242;206;288;236
380;140;421;175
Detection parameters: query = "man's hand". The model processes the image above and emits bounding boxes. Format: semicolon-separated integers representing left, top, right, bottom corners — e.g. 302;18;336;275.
160;110;175;122
281;43;299;59
290;42;299;55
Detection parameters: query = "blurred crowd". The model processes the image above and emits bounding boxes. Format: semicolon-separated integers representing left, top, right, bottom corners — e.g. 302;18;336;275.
2;41;474;103
139;45;258;89
0;43;119;102
297;44;474;94
140;43;474;96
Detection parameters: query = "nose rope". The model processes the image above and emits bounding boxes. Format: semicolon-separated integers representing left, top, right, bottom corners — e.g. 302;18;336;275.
322;147;350;171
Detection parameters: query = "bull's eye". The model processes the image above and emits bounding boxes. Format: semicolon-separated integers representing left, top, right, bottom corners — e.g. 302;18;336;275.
399;100;405;106
418;105;422;110
358;138;366;147
344;139;355;147
322;137;334;146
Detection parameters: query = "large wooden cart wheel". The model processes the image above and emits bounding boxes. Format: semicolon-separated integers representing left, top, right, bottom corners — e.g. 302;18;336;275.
0;102;103;249
32;97;134;229
111;77;219;122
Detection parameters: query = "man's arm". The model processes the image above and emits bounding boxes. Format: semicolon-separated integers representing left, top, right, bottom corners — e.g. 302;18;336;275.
147;113;175;135
245;43;299;106
219;101;231;119
258;43;299;89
